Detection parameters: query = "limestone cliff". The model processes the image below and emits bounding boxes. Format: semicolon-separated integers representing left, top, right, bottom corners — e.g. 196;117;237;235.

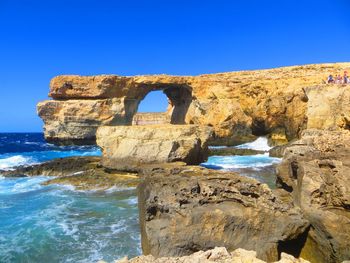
277;129;350;263
37;63;350;144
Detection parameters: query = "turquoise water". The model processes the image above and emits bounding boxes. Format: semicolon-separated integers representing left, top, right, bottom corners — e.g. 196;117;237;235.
0;177;140;263
0;133;140;263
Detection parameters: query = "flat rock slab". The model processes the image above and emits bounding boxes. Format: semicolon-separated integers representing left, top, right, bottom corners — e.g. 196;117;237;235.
96;125;213;171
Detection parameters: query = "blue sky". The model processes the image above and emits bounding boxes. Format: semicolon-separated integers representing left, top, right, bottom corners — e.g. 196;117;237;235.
1;0;349;132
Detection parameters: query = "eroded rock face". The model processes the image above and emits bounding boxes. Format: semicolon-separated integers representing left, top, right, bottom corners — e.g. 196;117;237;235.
37;98;137;144
114;247;310;263
305;85;350;130
96;125;213;171
277;129;350;263
137;164;309;262
37;63;350;144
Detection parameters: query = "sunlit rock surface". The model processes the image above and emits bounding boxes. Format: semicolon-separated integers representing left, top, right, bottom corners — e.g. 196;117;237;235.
37;63;350;144
96;125;213;171
137;164;309;262
114;247;310;263
277;129;350;263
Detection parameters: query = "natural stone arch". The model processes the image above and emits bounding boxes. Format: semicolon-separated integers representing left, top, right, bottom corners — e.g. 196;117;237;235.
124;84;193;125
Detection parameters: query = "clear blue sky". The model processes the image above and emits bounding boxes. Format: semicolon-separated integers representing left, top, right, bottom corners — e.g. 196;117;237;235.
1;0;349;132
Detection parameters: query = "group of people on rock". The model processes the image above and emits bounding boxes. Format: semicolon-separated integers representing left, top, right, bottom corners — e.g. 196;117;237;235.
327;71;348;84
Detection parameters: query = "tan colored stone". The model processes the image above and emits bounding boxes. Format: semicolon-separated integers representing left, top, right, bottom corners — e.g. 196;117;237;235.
277;129;350;263
96;125;213;171
138;164;309;261
38;63;350;144
305;85;350;130
37;98;137;143
113;247;310;263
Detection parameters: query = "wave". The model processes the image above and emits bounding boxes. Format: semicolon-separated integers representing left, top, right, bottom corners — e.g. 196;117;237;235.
201;153;281;170
0;176;51;195
234;137;272;151
0;155;35;170
0;148;101;171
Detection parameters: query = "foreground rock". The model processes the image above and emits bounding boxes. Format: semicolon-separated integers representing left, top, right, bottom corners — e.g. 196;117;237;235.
0;156;139;190
277;129;350;263
38;63;350;145
114;247;310;263
138;164;309;261
97;125;213;171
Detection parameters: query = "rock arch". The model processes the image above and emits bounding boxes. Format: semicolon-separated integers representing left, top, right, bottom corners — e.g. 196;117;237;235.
124;84;193;125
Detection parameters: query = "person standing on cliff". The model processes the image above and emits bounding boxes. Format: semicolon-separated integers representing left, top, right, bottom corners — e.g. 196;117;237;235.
335;75;343;84
328;74;334;83
344;71;348;84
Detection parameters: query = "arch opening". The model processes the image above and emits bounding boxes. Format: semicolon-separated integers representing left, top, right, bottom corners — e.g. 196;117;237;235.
133;90;170;125
131;85;192;126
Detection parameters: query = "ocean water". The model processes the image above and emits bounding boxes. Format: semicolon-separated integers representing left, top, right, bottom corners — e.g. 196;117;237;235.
0;133;140;263
0;133;102;170
203;137;281;188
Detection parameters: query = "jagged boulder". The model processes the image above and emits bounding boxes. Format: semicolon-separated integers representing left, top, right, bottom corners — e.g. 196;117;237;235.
277;129;350;263
137;164;309;262
96;125;213;171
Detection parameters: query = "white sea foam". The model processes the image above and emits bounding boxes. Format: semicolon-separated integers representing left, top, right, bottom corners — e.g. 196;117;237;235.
0;155;33;170
105;185;136;194
110;221;128;235
126;197;138;206
0;176;51;195
202;153;281;170
235;137;272;151
208;145;227;149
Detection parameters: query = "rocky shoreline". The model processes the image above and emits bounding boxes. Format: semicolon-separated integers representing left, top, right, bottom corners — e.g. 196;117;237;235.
5;63;349;262
2;129;349;262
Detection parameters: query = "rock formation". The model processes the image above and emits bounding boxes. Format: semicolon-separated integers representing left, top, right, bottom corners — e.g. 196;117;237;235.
113;247;310;263
137;164;309;262
277;129;350;263
34;63;350;262
37;63;350;145
96;125;213;171
304;85;350;130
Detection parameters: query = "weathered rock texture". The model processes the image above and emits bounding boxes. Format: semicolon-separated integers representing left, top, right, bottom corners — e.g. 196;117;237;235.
96;125;213;171
114;247;310;263
37;98;134;144
305;85;350;130
132;112;170;125
37;63;350;144
137;164;309;262
277;129;350;263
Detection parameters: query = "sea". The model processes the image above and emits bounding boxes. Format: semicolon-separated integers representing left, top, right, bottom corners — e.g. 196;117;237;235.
0;133;281;263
